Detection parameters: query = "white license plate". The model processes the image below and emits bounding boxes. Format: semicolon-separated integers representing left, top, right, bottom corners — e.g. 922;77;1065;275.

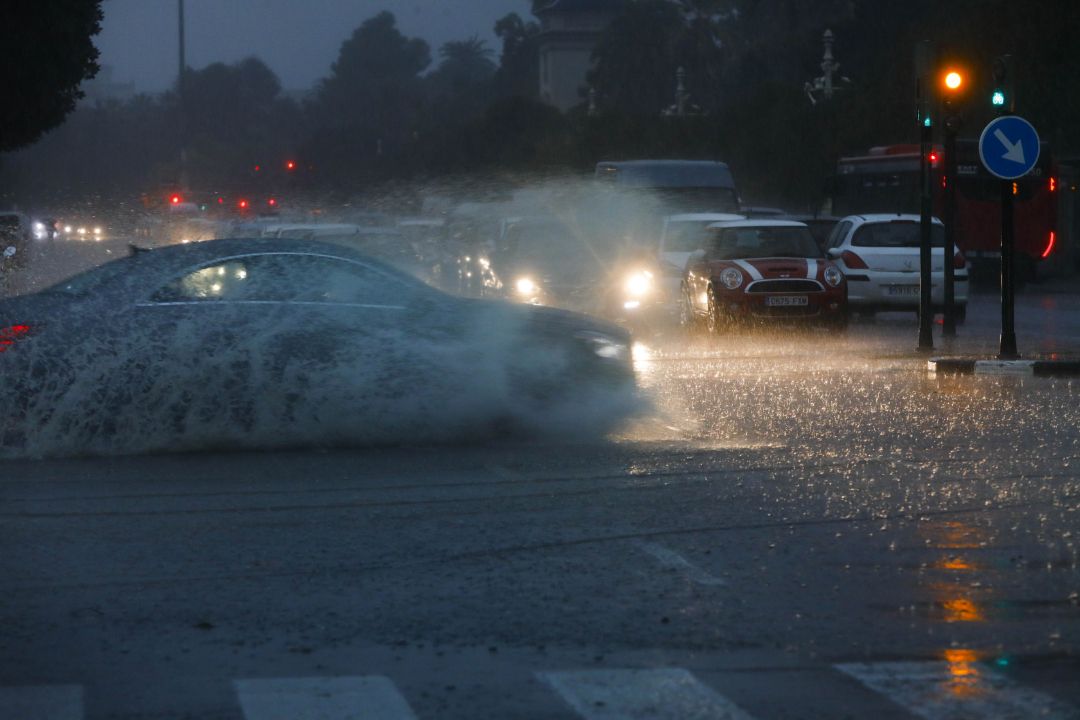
886;285;920;297
765;296;808;307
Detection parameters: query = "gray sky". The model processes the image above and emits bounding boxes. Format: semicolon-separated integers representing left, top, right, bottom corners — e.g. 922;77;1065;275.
96;0;533;92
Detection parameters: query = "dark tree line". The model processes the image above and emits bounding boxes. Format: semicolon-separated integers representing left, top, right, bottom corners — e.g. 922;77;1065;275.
3;1;1079;210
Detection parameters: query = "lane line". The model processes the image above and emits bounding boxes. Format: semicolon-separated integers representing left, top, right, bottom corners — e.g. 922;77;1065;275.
235;676;417;720
538;668;756;720
635;541;727;586
836;661;1078;720
0;684;83;720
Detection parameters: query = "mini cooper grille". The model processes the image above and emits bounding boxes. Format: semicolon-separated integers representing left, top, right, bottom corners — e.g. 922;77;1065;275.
747;280;822;293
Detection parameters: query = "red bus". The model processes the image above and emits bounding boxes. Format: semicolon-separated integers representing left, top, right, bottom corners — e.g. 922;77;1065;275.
830;142;1079;280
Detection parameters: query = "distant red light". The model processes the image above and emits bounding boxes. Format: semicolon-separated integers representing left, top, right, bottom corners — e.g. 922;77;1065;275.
254;165;261;172
170;194;181;205
267;198;277;206
217;196;225;204
929;152;939;164
285;160;296;171
1050;177;1057;193
238;199;249;209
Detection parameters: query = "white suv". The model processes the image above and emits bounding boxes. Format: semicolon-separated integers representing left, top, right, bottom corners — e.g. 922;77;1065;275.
825;214;968;320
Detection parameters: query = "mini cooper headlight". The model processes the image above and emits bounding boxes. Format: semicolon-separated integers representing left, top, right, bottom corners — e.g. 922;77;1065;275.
719;267;744;290
824;265;843;287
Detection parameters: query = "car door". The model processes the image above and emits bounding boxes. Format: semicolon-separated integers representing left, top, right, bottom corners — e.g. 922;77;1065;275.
130;251;435;434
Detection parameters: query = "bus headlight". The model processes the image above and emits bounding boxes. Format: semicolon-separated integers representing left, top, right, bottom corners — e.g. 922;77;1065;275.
824;266;843;287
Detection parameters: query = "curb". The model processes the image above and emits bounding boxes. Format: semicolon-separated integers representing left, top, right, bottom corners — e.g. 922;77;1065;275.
928;358;1080;377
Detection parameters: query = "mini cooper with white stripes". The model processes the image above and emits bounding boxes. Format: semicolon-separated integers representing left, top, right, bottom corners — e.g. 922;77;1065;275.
680;220;848;332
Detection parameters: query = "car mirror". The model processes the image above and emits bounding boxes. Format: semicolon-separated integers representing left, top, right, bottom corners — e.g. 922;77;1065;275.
826;248;841;259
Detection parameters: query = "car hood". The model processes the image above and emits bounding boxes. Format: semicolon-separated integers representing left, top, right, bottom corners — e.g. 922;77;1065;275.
708;257;826;282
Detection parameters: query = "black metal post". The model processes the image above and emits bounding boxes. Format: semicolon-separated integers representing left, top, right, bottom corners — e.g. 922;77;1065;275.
918;119;935;351
999;180;1018;358
942;113;958;337
178;0;188;190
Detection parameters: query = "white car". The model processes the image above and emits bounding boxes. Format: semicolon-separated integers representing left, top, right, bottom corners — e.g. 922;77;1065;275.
824;214;968;319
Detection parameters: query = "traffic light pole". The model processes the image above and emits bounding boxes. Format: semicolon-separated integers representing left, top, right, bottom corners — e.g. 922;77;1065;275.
915;40;935;352
942;112;958;337
918;115;935;351
999;179;1019;358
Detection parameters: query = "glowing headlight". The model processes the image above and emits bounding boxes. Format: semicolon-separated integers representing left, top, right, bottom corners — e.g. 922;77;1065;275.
515;277;538;297
76;227;87;235
624;270;653;298
93;227;102;236
63;225;73;234
719;267;744;290
824;265;843;287
575;331;629;362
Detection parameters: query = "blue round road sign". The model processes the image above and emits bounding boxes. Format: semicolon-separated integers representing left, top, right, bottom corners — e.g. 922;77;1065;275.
979;116;1040;180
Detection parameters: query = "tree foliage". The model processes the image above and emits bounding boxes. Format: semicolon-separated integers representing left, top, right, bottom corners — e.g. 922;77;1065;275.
0;0;103;152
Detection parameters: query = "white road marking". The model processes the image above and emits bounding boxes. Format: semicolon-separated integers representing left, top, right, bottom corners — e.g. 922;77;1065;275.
836;661;1078;720
0;684;83;720
635;541;727;586
538;668;756;720
236;676;417;720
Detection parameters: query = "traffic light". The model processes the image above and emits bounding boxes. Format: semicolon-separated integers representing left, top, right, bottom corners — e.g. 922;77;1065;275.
991;55;1014;113
942;69;964;93
285;160;297;171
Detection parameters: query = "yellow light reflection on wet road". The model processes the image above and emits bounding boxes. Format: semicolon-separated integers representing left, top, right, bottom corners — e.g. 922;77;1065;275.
943;648;986;699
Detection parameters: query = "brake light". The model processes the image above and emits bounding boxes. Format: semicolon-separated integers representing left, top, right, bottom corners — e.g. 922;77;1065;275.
0;324;32;353
954;251;966;269
1042;231;1056;259
840;250;868;269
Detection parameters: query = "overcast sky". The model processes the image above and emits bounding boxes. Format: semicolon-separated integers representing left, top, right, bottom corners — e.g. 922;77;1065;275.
96;0;533;92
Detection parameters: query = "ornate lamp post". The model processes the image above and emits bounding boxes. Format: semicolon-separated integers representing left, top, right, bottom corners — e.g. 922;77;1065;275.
805;30;851;105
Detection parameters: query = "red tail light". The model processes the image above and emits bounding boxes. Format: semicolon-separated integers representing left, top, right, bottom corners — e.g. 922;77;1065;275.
840;250;868;269
1042;231;1056;259
954;251;966;269
0;324;32;353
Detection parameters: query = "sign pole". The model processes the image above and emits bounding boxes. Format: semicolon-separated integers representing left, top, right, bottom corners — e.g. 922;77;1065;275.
999;180;1018;358
942;113;958;337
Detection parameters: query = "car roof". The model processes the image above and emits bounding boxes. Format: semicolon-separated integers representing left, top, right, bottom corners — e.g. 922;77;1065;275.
665;213;745;222
841;213;944;226
705;219;810;230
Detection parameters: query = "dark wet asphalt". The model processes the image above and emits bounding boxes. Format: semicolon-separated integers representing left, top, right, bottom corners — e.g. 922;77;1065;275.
1;242;1079;719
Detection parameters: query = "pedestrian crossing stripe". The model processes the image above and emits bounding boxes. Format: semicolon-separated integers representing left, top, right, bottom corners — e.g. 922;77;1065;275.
538;667;756;720
235;675;418;720
0;684;83;720
836;660;1078;720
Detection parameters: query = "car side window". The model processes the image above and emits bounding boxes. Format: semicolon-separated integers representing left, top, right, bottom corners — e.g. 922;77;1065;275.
149;253;412;305
827;221;852;249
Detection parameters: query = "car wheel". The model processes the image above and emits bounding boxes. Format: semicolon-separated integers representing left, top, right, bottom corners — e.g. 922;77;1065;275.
678;287;698;333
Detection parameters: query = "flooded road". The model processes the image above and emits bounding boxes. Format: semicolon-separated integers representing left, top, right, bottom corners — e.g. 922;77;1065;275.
2;246;1079;718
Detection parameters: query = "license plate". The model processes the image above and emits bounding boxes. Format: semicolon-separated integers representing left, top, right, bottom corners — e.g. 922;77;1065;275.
765;296;808;307
886;285;920;297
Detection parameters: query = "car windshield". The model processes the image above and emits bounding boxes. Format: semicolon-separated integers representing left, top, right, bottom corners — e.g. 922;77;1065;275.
853;222;946;248
709;226;822;259
664;220;719;252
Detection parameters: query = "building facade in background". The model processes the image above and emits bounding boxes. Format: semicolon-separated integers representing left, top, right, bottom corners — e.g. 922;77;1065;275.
536;0;623;112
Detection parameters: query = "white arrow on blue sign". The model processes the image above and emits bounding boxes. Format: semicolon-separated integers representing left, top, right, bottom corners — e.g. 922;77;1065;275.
978;116;1040;180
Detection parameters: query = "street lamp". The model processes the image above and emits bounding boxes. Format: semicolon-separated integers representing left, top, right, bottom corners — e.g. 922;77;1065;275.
804;30;852;105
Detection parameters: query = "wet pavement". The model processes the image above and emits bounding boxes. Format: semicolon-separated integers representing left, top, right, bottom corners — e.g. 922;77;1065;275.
2;242;1079;718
